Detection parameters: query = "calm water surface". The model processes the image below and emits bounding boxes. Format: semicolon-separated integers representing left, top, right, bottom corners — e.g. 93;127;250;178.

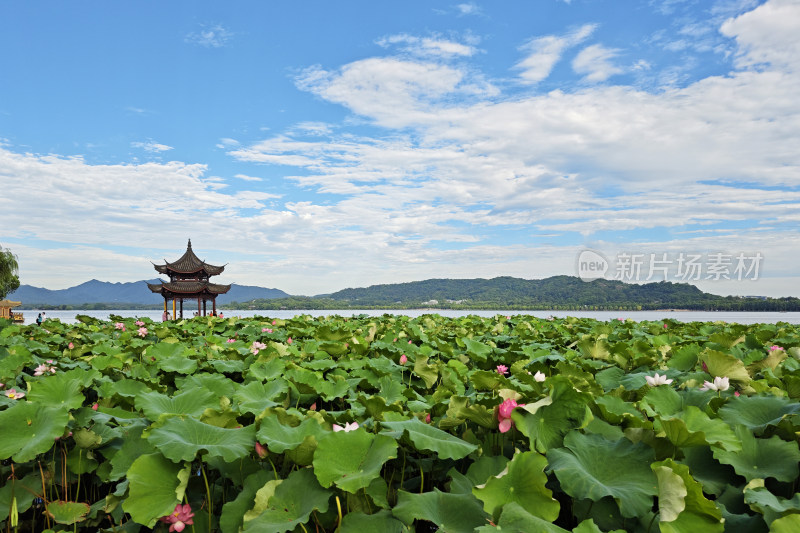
21;309;800;325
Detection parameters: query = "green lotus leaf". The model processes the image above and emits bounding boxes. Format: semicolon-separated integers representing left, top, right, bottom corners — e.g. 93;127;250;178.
547;432;657;518
718;395;800;435
513;376;593;453
380;417;478;460
377;374;406;404
413;355;439;388
313;430;398;493
578;337;611;360
594;395;646;425
679;446;737;496
656;406;741;451
123;453;182;528
147;416;256;462
109;426;157;481
135;388;219;420
159;355;198;374
476;502;572;533
462;338;493;361
700;349;751;384
242;468;331;532
219;470;273;533
0;402;68;462
713;425;800;482
444;396;496;429
45;501;90;525
771;514;800;533
256;416;325;453
473;451;559;521
234;380;288;415
340;509;410;533
392;489;489;533
640;385;683;418
27;371;87;410
744;483;800;526
176;373;237;398
109;378;148;398
652;459;723;532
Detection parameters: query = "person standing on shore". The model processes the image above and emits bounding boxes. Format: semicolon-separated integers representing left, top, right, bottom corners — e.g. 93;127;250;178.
36;313;42;325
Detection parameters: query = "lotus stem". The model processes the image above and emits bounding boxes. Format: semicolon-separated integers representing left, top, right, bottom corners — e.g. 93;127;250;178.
335;495;343;532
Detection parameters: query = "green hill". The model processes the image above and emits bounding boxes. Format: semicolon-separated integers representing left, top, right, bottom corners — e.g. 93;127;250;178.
226;275;800;311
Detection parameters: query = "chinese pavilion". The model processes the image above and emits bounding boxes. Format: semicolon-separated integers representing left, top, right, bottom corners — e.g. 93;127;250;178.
147;240;231;319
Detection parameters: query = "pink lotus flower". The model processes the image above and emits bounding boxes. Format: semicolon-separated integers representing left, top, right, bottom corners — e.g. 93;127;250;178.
250;341;267;355
497;398;524;433
496;365;508;375
287;337;293;344
159;504;195;532
310;402;317;411
663;324;668;329
262;328;273;333
425;413;431;423
333;422;359;432
135;320;145;326
34;363;57;376
92;403;98;411
498;398;518;419
770;345;784;351
68;342;74;349
408;340;412;344
272;320;276;325
399;354;408;365
137;327;147;337
114;322;125;331
255;441;268;459
5;388;25;400
393;338;397;342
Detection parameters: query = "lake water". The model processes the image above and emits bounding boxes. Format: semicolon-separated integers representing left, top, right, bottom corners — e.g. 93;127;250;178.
19;309;800;325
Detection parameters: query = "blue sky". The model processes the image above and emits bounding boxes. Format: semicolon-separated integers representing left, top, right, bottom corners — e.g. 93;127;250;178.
1;0;799;297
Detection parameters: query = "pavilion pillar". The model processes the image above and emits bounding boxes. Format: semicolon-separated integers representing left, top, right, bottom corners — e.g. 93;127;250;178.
198;298;201;317
172;299;176;320
180;299;183;319
213;298;217;316
203;300;207;316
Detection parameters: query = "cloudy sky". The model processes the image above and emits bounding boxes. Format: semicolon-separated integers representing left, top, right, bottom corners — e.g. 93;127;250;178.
1;0;799;297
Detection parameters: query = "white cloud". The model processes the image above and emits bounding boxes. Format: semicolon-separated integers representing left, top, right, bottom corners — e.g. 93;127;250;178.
720;0;800;70
572;44;624;82
514;24;596;84
455;3;481;15
131;140;173;153
377;33;478;58
234;174;264;182
185;24;234;48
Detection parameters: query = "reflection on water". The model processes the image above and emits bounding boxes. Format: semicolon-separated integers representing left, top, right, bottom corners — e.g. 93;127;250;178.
20;309;800;325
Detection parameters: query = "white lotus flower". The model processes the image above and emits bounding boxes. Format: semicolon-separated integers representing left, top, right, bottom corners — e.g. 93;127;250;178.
645;373;673;387
333;422;359;432
700;376;730;392
533;371;546;382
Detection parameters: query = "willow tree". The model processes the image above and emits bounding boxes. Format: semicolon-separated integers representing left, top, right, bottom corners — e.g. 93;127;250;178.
0;245;20;300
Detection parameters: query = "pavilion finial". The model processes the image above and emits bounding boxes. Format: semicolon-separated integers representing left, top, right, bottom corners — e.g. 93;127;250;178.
187;239;192;249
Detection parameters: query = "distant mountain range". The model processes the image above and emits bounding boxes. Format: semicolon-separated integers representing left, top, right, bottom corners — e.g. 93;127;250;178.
233;275;800;311
9;275;800;311
10;279;288;308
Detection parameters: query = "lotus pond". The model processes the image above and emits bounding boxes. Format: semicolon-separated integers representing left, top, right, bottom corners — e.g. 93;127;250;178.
1;314;800;532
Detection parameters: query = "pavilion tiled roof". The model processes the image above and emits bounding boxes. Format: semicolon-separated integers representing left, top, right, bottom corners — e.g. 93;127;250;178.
147;281;231;295
153;240;226;276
